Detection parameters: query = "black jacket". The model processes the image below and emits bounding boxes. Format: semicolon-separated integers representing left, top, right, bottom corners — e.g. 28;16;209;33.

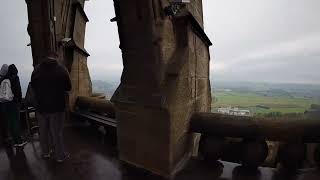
6;65;22;104
31;60;72;113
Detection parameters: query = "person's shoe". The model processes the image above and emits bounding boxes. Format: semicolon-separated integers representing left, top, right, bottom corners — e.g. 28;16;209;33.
42;153;51;159
14;141;28;147
56;153;70;163
42;150;53;159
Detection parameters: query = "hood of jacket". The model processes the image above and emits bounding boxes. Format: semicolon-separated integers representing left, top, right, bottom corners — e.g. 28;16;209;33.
8;64;18;76
0;64;9;77
40;59;60;71
43;59;58;66
32;59;59;81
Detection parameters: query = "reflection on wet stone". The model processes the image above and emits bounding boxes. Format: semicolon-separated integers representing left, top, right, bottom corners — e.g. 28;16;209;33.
1;126;320;180
232;166;262;180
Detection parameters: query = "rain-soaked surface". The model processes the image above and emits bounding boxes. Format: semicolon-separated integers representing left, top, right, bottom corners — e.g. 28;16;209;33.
1;125;320;180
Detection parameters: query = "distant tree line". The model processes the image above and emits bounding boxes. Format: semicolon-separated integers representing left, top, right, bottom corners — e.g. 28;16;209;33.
255;112;304;118
256;104;320;118
310;104;320;110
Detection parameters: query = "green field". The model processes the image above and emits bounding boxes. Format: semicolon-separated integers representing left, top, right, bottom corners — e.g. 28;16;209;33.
212;91;320;114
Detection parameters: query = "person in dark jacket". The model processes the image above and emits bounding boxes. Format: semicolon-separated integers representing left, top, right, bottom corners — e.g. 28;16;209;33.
0;64;9;143
7;65;22;104
31;52;72;162
2;64;26;147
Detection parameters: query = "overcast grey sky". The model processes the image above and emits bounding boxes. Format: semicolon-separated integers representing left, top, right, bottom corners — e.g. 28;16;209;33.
0;0;319;86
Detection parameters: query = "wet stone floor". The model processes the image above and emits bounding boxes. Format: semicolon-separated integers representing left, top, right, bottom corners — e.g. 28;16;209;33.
1;125;320;180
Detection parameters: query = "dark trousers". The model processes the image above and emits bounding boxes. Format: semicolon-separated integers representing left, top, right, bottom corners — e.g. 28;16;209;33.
38;112;66;159
0;102;22;144
0;103;8;140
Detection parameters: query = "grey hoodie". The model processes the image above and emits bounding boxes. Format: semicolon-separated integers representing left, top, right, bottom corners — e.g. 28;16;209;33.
0;64;8;78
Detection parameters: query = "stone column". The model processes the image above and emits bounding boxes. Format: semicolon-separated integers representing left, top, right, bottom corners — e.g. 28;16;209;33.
112;0;212;177
26;0;92;110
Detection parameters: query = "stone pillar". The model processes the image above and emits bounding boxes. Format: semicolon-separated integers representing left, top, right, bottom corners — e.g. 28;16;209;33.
26;0;92;110
26;0;53;66
112;0;212;177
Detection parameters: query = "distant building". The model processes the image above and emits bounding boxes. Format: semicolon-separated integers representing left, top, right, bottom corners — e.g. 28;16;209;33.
218;107;251;116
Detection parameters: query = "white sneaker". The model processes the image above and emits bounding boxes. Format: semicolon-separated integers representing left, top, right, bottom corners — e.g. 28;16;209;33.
42;150;53;159
42;154;51;159
56;153;70;163
14;141;27;147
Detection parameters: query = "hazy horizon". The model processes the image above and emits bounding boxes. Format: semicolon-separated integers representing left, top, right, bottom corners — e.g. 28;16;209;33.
1;0;319;87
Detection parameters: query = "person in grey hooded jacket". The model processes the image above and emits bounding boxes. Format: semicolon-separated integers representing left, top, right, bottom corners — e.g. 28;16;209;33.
0;64;8;78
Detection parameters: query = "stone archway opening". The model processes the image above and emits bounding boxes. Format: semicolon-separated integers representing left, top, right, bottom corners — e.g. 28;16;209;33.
84;0;122;98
